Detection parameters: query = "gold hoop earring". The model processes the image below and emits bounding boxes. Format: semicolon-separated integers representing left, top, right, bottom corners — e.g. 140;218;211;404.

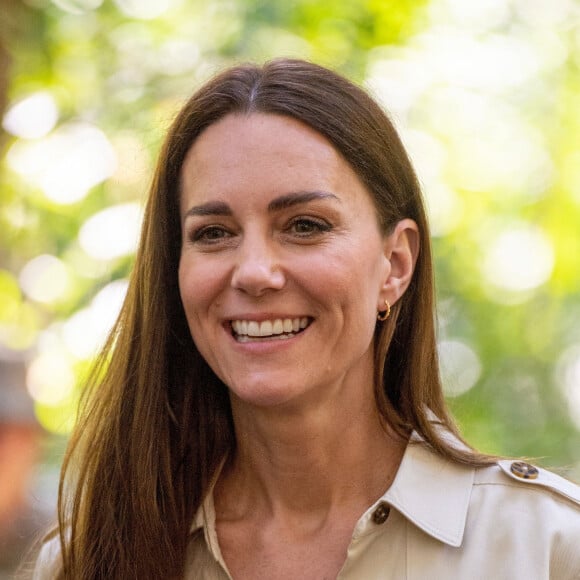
377;300;391;322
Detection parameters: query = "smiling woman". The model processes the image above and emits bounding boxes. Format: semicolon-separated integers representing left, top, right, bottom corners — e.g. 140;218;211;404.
33;59;580;579
178;113;416;410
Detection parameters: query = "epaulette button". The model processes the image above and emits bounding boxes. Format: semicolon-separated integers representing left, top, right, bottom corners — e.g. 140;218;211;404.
510;461;539;480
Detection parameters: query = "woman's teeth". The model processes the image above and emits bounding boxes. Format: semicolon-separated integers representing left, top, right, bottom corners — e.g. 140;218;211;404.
231;317;309;341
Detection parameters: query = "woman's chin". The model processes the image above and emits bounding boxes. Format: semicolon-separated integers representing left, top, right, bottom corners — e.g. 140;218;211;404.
227;378;311;411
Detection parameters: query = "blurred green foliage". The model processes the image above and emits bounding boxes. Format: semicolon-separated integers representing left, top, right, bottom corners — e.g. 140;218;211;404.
0;0;579;475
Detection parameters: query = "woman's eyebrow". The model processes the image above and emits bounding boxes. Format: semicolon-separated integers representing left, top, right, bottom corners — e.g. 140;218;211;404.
267;191;340;212
183;191;339;222
184;201;232;219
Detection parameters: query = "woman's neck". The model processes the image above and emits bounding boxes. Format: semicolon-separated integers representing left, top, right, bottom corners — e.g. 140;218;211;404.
215;381;407;525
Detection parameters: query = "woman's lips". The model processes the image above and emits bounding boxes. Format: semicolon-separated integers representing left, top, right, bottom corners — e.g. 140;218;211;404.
230;317;311;342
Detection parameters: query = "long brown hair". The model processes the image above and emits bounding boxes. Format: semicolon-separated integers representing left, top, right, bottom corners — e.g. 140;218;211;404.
54;59;493;579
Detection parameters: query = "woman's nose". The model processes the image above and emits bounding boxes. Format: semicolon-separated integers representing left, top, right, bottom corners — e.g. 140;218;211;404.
230;237;286;296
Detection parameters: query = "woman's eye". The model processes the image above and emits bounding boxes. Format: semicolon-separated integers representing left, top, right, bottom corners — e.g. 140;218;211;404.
191;225;232;244
288;218;331;236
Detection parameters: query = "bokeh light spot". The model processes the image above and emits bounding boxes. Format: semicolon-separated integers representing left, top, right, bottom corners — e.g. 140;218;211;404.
438;0;510;32
366;52;433;120
156;39;200;75
62;279;128;359
114;0;173;20
482;225;554;293
19;254;69;304
439;339;482;396
26;350;75;405
78;202;142;261
7;123;117;204
2;92;59;139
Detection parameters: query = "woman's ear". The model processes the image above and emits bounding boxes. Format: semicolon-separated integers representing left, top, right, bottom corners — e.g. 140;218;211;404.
379;218;420;308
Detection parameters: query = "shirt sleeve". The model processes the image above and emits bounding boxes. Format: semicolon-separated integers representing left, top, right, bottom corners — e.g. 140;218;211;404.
550;500;580;579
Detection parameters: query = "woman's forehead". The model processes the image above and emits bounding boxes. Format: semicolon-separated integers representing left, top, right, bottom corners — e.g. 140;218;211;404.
178;112;378;220
183;112;336;166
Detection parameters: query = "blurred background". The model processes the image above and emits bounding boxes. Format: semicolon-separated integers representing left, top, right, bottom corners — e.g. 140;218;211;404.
1;0;579;575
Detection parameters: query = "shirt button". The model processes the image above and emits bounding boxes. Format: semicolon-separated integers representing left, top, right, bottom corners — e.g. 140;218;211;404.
371;501;390;524
510;461;539;480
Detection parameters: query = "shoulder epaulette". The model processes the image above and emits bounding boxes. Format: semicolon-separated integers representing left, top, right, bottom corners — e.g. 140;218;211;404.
498;460;580;507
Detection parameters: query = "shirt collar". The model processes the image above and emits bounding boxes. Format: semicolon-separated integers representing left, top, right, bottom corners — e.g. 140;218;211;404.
381;431;474;547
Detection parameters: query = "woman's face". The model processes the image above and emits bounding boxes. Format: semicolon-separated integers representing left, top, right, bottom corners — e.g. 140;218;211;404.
178;113;392;409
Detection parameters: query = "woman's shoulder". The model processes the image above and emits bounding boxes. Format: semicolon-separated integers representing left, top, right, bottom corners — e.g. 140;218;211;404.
471;459;580;575
428;417;580;514
32;531;62;580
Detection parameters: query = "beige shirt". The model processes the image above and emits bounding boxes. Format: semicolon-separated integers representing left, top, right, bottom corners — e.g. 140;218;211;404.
34;436;580;579
186;439;580;580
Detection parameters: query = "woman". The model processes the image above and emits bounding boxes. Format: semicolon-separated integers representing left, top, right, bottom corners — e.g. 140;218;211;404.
34;59;579;579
